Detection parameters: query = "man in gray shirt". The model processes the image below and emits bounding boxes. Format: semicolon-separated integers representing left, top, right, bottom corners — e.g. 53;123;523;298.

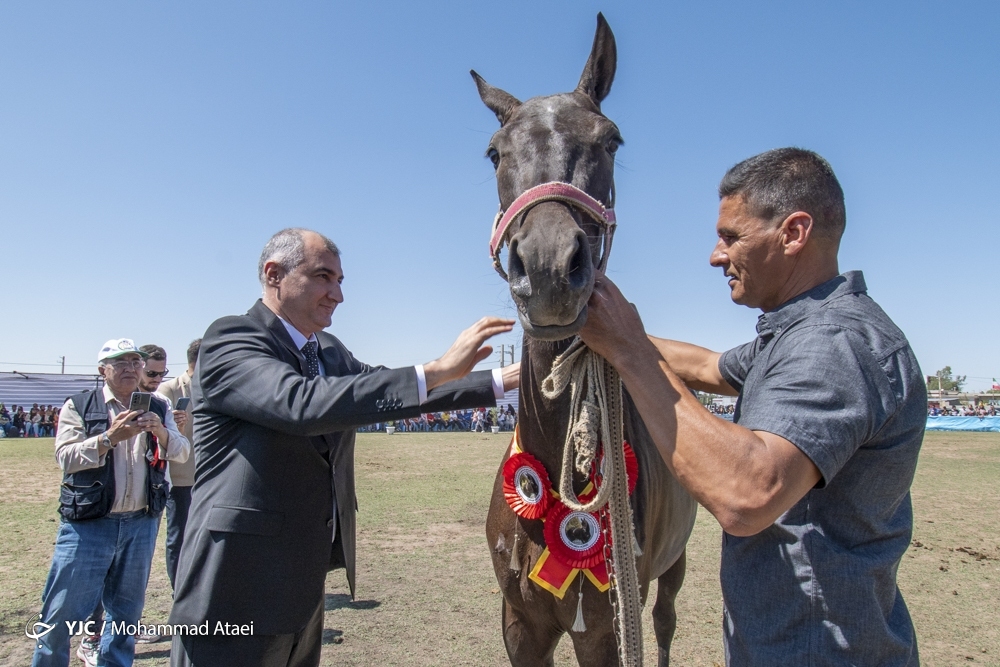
580;147;923;665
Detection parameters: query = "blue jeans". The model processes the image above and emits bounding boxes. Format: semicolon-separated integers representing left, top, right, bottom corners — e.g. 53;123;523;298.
32;510;160;667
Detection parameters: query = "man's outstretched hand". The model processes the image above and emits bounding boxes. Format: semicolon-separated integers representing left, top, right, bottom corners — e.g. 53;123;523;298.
424;316;515;390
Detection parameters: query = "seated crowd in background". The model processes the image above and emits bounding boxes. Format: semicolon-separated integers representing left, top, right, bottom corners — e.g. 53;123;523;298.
0;402;520;437
928;403;997;417
0;403;60;437
358;405;517;433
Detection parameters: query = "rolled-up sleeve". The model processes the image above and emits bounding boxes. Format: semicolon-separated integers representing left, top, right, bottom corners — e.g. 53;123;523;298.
54;399;105;474
159;399;191;463
719;340;758;393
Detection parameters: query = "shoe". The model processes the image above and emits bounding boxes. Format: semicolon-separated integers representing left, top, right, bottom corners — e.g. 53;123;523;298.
77;635;99;667
135;631;161;644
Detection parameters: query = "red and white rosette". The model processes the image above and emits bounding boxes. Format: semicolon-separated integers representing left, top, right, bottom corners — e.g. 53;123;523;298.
502;451;553;520
543;502;606;570
593;441;639;495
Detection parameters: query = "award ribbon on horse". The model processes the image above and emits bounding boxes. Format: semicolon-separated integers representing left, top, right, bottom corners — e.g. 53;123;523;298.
502;431;637;600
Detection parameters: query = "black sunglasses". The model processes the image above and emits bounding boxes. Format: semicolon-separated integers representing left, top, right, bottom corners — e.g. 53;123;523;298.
145;369;169;378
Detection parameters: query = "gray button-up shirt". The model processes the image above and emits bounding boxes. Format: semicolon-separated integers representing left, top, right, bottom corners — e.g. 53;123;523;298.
718;271;924;666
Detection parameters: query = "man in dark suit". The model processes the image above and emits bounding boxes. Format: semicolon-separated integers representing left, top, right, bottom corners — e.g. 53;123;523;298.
169;228;517;667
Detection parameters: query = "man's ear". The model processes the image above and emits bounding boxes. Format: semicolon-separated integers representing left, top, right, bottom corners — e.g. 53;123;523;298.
263;261;285;287
97;365;107;379
781;212;814;256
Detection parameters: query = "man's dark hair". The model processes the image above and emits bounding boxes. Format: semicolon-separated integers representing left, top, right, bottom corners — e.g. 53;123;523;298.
719;147;846;242
187;339;202;367
140;344;167;362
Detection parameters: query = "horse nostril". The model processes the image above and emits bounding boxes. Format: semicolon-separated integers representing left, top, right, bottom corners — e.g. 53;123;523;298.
509;239;532;299
567;233;592;289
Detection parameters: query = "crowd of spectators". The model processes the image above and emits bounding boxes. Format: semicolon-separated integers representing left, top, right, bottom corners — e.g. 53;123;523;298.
359;404;517;433
928;403;997;417
0;402;521;438
0;402;60;437
8;399;999;439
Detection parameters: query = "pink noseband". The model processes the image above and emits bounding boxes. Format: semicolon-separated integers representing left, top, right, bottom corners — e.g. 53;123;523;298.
489;182;617;281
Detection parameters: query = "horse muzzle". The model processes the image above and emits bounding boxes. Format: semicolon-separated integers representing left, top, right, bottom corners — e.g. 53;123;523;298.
507;204;596;341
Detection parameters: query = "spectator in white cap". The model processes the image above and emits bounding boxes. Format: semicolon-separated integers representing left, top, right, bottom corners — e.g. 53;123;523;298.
31;338;190;667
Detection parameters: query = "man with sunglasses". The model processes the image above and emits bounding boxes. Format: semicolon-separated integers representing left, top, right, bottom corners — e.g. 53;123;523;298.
138;345;170;393
32;339;190;667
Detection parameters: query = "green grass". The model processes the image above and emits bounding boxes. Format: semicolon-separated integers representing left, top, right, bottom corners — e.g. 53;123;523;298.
1;432;998;666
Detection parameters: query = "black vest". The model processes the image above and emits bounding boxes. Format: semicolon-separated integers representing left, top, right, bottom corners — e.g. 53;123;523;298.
58;389;170;521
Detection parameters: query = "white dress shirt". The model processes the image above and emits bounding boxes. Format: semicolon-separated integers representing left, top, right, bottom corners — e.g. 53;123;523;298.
278;318;506;402
278;317;508;541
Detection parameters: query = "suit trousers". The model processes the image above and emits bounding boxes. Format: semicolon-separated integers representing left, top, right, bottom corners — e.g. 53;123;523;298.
170;596;325;667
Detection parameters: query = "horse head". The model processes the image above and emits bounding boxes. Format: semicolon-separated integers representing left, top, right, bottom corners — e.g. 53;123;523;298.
473;14;621;341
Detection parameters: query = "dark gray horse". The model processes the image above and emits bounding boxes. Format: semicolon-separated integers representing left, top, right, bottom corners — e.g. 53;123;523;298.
474;14;697;667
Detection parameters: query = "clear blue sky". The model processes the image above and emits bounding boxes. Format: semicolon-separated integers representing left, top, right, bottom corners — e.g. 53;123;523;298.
1;1;997;390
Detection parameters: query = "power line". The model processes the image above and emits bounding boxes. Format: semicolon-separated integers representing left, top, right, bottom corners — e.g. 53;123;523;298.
0;361;94;368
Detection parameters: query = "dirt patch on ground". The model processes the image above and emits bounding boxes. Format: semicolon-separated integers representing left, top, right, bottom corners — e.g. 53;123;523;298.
360;521;481;555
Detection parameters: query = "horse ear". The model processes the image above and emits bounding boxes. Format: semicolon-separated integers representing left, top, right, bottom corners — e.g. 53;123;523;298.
471;70;521;126
576;13;617;106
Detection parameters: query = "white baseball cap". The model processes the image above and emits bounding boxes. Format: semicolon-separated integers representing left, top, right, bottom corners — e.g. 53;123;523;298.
97;339;149;362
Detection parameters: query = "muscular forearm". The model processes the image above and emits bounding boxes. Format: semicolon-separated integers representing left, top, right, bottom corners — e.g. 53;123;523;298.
647;336;737;396
613;339;809;536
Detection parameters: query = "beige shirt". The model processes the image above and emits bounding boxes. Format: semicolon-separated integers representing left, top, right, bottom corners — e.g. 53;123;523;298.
157;372;196;487
55;385;190;513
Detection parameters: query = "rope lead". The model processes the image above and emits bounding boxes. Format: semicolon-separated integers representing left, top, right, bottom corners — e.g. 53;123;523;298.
542;338;644;666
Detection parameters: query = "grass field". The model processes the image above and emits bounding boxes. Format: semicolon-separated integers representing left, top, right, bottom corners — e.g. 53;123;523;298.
1;431;998;666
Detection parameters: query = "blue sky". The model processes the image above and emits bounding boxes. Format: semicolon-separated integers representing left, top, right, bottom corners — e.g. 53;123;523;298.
1;1;997;390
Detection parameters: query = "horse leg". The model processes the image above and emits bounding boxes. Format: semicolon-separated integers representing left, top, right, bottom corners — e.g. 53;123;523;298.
651;549;687;667
502;597;562;667
571;626;619;667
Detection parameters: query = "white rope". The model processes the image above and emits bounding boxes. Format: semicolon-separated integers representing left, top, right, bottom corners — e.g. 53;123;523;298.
541;338;644;667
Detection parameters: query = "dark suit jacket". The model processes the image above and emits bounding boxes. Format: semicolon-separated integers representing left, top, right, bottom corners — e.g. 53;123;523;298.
168;300;497;635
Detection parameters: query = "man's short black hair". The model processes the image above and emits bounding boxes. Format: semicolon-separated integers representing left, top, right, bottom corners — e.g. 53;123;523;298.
140;344;167;362
719;147;846;242
187;339;202;367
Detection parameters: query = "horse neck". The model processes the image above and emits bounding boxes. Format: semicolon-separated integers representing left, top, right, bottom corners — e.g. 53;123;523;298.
517;335;582;484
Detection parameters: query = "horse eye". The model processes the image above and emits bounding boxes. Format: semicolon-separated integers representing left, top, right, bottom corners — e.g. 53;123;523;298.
486;147;500;168
607;139;621;155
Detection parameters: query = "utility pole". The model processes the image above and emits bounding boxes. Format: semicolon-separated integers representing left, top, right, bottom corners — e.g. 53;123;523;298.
498;344;517;367
60;356;65;374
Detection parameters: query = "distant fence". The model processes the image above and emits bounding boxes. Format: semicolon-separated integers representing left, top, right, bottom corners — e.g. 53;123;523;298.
926;416;1000;433
0;372;104;407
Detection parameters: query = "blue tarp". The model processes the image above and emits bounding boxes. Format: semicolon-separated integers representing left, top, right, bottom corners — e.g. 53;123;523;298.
925;416;1000;432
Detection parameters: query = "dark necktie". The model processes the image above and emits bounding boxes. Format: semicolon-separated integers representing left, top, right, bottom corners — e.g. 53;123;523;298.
302;341;320;379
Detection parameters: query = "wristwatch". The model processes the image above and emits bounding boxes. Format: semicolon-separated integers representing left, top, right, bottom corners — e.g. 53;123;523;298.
100;433;113;449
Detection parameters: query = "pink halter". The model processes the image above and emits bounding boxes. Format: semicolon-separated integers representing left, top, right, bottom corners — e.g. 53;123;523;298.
489;182;617;281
